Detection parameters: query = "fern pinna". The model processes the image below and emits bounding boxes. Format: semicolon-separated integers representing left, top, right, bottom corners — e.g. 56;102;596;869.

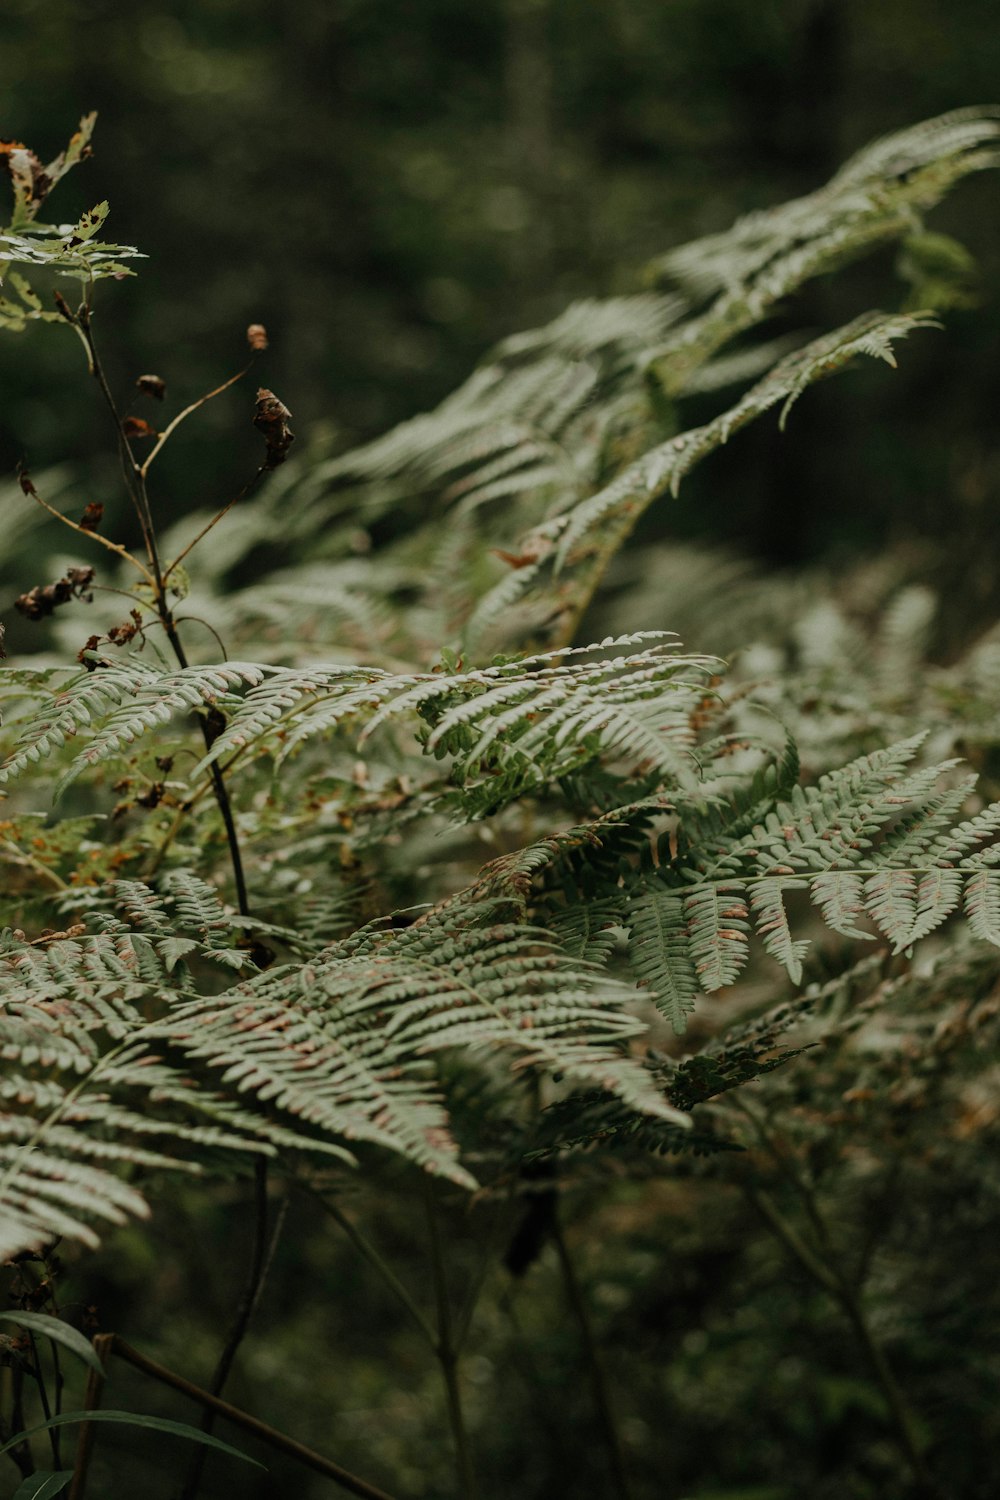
2;105;1000;1500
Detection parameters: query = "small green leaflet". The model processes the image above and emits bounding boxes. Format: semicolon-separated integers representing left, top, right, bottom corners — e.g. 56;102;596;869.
12;1473;73;1500
0;1411;263;1468
0;1311;105;1375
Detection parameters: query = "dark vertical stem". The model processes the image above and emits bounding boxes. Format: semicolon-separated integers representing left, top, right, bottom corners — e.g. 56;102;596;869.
550;1210;634;1500
3;1365;32;1478
160;617;250;916
747;1186;942;1499
176;1158;271;1500
26;1330;59;1467
79;313;250;916
67;1332;113;1500
423;1183;478;1500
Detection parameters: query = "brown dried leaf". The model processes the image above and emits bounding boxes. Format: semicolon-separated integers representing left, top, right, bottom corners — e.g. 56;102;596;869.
16;565;96;621
78;501;104;533
122;416;159;440
252;387;295;468
136;373;167;401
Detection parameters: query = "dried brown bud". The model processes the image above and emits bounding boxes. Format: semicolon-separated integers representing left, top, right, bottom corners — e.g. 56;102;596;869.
246;323;269;352
78;501;104;532
17;565;96;621
136;373;167;401
252;387;295;468
16;461;36;497
106;609;142;645
122;416;158;440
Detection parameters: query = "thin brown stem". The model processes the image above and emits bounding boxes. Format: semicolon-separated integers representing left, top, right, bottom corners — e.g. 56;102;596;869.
21;478;153;583
423;1181;478;1500
305;1186;437;1347
163;467;267;582
106;1336;396;1500
77;310;163;580
160;615;250;916
551;1209;634;1500
747;1184;942;1497
67;1332;113;1500
140;365;252;477
176;1159;271;1500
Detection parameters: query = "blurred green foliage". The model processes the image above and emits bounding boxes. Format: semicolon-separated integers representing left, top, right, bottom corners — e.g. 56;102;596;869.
3;6;1000;1500
2;0;1000;569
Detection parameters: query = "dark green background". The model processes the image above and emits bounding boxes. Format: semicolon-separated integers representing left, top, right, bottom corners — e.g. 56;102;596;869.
2;0;999;574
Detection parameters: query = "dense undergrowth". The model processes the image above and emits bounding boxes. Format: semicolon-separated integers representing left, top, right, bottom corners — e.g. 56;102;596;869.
2;109;1000;1500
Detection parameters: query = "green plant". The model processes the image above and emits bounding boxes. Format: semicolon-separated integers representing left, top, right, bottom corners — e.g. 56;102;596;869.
2;109;1000;1500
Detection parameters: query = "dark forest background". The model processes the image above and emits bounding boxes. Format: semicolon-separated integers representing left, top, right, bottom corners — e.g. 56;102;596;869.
3;0;1000;576
3;5;1000;1499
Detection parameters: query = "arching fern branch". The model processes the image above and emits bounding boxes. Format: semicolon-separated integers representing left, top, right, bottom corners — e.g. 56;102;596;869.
0;881;686;1259
0;636;723;820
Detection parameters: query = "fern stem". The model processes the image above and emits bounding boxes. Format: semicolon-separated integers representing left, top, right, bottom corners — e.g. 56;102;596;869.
67;1331;114;1500
746;1185;943;1497
305;1186;437;1347
92;1335;399;1500
423;1181;479;1500
77;310;164;583
160;617;251;917
26;1329;59;1468
551;1209;635;1500
176;1158;273;1500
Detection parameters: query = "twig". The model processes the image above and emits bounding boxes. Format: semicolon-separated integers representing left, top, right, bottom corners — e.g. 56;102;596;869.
140;365;252;476
107;1335;397;1500
76;310;163;581
177;1159;273;1500
67;1331;113;1500
19;473;153;583
551;1209;634;1500
423;1180;478;1500
164;466;267;582
304;1185;437;1347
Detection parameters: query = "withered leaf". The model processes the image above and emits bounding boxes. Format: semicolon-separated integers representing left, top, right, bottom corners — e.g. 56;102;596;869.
246;323;269;352
106;609;142;645
0;139;52;221
253;387;295;468
78;501;104;532
136;373;166;401
16;565;96;621
122;416;159;440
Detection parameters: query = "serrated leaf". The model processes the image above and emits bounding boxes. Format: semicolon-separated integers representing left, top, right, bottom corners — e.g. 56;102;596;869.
965;869;1000;947
628;887;699;1033
683;883;750;992
749;878;810;984
810;872;872;941
864;869;918;952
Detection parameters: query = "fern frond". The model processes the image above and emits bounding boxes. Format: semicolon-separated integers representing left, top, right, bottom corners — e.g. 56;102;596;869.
627;887;700;1031
748;878;811;984
964;870;1000;946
